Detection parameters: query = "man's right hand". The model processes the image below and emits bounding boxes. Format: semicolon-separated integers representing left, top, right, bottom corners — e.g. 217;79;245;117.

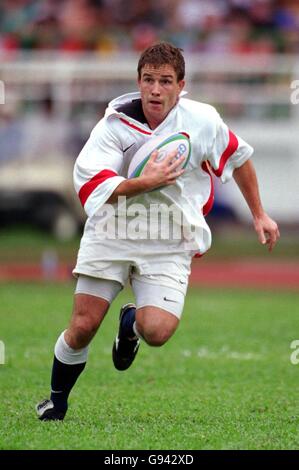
140;150;185;190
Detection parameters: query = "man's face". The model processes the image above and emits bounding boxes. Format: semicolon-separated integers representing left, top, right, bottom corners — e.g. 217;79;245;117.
138;64;185;128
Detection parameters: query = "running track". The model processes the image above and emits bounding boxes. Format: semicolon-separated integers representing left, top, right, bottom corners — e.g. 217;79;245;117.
0;260;298;290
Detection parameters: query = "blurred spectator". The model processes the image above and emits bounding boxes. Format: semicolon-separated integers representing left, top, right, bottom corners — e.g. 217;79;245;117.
21;96;74;161
41;248;59;280
0;101;24;164
0;0;298;54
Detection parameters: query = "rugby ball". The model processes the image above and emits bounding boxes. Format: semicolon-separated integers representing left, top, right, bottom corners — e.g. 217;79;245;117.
127;132;191;179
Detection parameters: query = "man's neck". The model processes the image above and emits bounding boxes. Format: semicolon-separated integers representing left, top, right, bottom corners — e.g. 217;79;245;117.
142;99;179;130
145;116;162;130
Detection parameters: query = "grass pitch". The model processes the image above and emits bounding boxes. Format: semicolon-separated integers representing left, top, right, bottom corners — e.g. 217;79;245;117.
0;282;298;450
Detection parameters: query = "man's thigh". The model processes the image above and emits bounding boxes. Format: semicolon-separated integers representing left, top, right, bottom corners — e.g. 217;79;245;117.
131;275;186;344
75;274;123;303
131;274;187;320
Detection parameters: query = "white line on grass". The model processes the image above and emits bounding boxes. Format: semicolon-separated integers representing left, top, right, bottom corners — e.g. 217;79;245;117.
182;346;263;361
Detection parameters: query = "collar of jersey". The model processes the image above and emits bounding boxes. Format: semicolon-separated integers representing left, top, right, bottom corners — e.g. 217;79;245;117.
106;91;188;133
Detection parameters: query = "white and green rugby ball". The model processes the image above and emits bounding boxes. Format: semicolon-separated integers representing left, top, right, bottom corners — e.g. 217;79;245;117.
127;132;191;179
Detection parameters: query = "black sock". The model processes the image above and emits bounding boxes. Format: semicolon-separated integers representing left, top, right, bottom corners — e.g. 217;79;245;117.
50;356;86;412
121;306;136;339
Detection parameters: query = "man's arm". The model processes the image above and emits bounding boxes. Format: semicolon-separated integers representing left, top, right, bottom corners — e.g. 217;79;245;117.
233;159;280;251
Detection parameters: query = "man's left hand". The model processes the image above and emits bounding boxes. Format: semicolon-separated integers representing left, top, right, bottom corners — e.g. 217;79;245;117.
253;213;280;251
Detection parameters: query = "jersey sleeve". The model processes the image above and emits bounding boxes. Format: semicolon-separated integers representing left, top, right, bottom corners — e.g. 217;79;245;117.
73;118;126;217
207;113;253;183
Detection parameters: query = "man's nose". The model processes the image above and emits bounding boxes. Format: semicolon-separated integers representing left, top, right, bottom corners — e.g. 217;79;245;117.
151;81;161;95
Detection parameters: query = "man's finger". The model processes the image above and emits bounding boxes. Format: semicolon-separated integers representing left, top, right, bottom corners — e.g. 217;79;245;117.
268;238;275;252
166;168;185;183
168;155;185;170
149;150;159;162
266;230;278;252
277;227;281;239
164;149;179;164
257;229;266;245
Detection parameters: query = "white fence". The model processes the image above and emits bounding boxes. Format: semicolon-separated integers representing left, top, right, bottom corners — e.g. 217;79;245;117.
0;52;298;223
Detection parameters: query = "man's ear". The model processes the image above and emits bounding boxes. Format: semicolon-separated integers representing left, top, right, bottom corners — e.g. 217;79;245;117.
178;80;185;93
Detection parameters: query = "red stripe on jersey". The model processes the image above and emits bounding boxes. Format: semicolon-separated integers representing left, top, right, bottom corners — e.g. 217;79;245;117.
201;161;214;216
79;169;118;207
180;131;190;139
212;129;238;177
194;252;204;258
120;117;152;135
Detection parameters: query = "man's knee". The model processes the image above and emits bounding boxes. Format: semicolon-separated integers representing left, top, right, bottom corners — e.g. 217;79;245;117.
67;294;109;348
67;315;99;348
141;329;173;347
135;308;179;347
73;312;99;340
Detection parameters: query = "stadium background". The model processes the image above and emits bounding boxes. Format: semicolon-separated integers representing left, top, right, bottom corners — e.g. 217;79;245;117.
0;0;299;450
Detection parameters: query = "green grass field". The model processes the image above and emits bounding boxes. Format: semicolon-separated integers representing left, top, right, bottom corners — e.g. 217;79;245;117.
0;283;299;450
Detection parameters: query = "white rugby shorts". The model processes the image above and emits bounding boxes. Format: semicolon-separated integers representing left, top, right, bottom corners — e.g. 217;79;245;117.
74;253;191;318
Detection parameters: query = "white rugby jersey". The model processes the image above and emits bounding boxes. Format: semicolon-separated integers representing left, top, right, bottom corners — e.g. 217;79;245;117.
74;92;253;256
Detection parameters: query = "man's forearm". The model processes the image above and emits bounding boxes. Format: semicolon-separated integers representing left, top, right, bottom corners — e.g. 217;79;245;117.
233;159;264;219
233;159;279;250
107;177;152;204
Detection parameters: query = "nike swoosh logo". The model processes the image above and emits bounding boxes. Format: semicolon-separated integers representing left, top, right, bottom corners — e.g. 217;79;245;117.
179;280;186;284
123;143;135;153
163;297;178;303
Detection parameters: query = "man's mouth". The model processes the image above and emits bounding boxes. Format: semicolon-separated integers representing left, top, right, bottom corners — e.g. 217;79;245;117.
149;100;162;106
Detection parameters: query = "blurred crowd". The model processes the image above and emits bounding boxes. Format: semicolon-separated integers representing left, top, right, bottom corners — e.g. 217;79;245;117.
0;0;299;55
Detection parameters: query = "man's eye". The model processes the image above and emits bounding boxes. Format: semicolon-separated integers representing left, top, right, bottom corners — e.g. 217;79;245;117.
161;79;172;85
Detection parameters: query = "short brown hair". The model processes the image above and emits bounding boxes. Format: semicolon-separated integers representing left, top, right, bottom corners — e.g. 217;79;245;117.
137;42;185;82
